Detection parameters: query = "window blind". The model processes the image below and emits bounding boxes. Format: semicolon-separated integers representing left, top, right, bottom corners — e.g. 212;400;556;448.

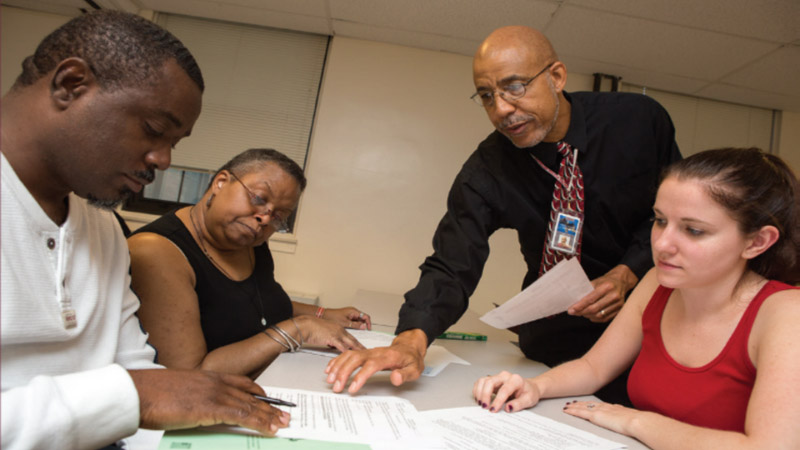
156;13;328;171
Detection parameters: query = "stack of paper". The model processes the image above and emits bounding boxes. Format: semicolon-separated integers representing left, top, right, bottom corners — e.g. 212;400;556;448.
159;388;627;450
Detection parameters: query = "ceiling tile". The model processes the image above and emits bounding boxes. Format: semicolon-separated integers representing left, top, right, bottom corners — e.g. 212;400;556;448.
695;83;800;112
546;5;779;81
333;20;480;56
139;0;332;34
561;56;710;95
721;45;800;97
7;0;798;111
566;0;800;43
329;0;558;42
141;0;329;17
2;0;85;16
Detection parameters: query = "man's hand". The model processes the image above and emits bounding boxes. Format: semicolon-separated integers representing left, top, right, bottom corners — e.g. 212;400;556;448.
324;329;427;394
130;369;290;435
568;265;638;323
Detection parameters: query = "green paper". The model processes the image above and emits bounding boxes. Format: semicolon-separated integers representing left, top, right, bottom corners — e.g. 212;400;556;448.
158;430;371;450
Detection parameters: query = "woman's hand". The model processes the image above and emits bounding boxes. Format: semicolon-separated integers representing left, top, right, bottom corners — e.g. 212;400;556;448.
562;400;639;436
294;316;366;352
473;371;542;413
321;307;372;330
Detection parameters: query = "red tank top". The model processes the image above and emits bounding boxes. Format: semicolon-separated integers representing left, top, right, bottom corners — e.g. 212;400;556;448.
627;280;796;432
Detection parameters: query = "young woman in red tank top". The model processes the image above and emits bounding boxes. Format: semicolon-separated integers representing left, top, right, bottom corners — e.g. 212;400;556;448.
473;147;800;449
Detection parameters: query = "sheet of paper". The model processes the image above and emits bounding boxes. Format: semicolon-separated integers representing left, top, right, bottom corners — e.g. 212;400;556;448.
420;344;470;376
299;329;470;377
480;258;593;329
421;407;626;450
298;328;395;358
202;387;441;449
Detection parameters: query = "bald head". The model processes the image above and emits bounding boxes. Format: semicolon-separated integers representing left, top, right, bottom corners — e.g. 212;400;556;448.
471;26;570;148
474;26;557;71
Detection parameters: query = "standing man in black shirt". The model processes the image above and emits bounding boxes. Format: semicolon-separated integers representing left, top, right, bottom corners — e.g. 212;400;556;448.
326;25;681;404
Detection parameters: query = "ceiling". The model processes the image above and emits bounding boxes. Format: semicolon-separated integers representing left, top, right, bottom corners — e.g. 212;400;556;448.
7;0;800;112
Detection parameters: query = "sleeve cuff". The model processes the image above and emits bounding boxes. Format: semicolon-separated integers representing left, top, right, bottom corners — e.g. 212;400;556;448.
53;364;141;448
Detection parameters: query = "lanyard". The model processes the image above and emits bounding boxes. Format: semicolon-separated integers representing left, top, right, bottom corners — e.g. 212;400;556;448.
530;147;579;197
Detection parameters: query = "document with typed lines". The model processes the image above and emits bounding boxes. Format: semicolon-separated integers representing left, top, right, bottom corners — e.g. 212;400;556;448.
203;386;444;450
422;407;626;450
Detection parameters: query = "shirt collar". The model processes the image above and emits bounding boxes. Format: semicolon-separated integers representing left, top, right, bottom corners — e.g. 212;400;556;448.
559;91;588;154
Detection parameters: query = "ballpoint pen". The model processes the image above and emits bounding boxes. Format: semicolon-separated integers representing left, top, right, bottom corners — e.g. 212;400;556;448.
253;394;297;407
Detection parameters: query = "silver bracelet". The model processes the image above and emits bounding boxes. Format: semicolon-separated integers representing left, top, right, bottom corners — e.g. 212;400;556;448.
290;318;305;347
271;324;301;352
263;328;291;352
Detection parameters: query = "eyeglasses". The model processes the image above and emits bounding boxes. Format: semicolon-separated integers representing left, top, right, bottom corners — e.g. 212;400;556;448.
229;171;291;233
470;61;555;107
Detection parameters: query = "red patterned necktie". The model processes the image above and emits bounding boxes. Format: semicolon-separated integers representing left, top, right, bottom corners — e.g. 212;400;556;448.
538;141;585;277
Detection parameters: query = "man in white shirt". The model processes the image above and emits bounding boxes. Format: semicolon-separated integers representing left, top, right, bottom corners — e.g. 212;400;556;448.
1;10;289;449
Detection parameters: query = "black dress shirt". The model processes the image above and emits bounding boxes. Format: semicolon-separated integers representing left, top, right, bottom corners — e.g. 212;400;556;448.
397;91;681;369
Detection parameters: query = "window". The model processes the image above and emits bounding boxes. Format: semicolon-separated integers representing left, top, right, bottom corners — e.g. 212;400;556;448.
124;166;214;216
123;13;328;233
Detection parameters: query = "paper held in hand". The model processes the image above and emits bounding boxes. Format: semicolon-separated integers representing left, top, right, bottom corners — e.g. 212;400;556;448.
479;258;593;329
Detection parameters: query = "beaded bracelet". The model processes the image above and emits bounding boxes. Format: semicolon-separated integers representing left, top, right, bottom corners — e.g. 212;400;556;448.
315;306;325;318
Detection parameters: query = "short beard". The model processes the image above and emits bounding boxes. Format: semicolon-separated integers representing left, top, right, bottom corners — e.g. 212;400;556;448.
507;76;560;149
87;169;155;210
87;187;135;210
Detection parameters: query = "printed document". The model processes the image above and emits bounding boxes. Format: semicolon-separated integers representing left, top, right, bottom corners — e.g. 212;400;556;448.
422;407;626;450
204;386;442;449
480;258;593;329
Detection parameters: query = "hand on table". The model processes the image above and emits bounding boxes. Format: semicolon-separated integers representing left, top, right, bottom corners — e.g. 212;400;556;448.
322;307;372;330
568;265;638;323
296;315;366;352
129;369;290;435
473;371;541;413
325;329;426;394
563;400;638;437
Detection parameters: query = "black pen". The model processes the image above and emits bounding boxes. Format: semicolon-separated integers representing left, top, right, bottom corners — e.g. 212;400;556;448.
253;394;297;407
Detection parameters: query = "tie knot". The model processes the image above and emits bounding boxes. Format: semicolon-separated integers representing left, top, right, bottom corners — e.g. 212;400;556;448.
557;141;571;157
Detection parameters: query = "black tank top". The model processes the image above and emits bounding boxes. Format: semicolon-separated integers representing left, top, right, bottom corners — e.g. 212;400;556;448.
134;211;293;352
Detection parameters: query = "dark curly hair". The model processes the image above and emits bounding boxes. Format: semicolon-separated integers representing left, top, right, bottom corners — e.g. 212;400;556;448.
13;10;203;92
660;147;800;284
214;148;307;192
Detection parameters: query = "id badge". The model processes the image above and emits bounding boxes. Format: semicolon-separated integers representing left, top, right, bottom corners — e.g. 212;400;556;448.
548;210;583;255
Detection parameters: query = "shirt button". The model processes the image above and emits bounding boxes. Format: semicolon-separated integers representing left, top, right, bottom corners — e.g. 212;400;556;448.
47;238;56;250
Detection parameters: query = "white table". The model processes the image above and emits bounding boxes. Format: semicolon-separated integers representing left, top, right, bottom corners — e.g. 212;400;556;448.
128;289;649;449
254;289;649;449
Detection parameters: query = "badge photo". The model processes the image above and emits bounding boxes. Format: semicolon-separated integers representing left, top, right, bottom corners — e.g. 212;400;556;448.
549;210;582;255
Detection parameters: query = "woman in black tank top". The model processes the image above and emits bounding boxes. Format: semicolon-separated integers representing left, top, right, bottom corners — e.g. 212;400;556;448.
128;149;372;379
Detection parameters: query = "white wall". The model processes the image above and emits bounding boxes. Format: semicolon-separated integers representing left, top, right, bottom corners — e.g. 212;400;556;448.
621;85;774;157
0;7;69;95
778;111;800;172
3;6;796;315
271;37;596;313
